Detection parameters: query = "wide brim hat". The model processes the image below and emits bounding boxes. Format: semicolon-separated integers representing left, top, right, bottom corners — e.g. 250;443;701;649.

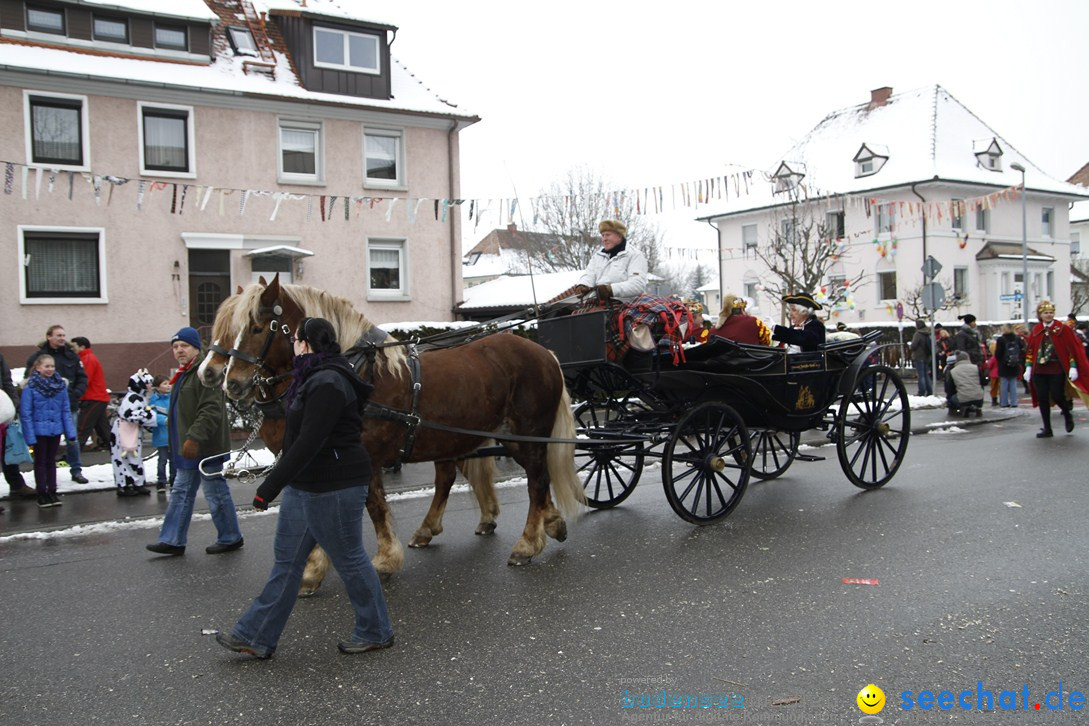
782;293;822;311
598;219;628;238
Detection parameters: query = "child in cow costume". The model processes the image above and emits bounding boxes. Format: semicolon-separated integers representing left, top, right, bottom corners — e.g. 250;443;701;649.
111;369;157;496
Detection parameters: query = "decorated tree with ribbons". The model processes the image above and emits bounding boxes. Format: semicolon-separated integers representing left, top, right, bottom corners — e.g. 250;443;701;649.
752;189;865;319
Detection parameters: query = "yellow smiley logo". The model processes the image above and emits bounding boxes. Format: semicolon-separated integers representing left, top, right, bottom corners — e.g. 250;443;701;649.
857;683;885;714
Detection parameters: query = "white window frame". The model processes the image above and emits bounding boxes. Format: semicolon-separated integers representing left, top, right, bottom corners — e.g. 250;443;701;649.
825;210;845;240
950;198;964;230
876;270;897;303
953;266;968;301
227;26;257;56
312;26;380;75
137;102;196;178
876;203;894;235
975;207;990;234
1046;270;1055;299
23;90;90;171
363;127;405;189
741;223;758;253
1071;231;1081;257
367;239;408;300
18;225;108;304
277;118;323;185
1041;206;1054;238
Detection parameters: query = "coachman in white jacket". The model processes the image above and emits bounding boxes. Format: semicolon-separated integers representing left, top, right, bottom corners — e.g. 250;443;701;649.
574;219;648;304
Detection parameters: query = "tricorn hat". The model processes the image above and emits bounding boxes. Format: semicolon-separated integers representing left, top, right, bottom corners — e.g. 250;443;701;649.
782;293;822;311
599;219;628;238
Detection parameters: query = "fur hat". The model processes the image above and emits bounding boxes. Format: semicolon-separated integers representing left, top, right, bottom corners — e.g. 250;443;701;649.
599;219;628;238
782;293;822;311
171;326;202;350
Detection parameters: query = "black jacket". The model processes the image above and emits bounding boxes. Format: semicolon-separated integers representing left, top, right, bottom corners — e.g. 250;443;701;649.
256;356;373;504
27;344;87;408
772;317;826;352
1;353;18;407
953;325;983;365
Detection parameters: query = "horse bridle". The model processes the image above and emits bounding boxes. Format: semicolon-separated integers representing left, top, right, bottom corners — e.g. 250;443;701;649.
215;301;295;409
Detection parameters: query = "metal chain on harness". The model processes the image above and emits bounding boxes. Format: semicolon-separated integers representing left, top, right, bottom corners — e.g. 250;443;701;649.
198;400;280;482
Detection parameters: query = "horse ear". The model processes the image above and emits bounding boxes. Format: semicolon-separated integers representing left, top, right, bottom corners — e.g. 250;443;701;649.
236;285;244;294
261;274;284;317
258;276;268;287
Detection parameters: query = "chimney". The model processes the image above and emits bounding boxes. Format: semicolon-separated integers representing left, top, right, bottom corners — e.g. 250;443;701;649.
507;223;517;233
868;86;893;110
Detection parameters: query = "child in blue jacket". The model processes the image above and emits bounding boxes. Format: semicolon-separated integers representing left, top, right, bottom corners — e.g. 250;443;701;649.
20;355;77;507
149;375;173;492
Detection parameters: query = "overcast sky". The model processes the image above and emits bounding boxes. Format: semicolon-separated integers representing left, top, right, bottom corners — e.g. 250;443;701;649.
379;0;1089;254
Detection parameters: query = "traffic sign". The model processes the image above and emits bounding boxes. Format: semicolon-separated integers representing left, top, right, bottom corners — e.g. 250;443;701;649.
999;292;1023;302
922;255;943;279
921;282;945;311
895;302;904;321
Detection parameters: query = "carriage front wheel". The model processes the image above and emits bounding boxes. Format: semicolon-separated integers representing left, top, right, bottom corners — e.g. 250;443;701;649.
835;364;910;489
662;402;751;524
574;400;646;509
750;429;800;481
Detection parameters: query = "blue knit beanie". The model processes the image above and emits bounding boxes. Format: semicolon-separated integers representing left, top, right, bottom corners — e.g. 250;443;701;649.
171;326;202;349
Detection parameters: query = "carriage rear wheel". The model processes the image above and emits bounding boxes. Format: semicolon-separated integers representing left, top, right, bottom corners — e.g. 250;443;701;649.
835;364;910;489
749;429;800;481
574;400;646;508
662;402;751;524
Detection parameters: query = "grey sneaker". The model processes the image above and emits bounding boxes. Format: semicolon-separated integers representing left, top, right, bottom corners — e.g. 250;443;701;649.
337;636;394;654
215;631;272;660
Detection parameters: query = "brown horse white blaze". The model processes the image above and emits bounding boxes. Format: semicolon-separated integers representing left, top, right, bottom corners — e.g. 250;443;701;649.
220;277;581;584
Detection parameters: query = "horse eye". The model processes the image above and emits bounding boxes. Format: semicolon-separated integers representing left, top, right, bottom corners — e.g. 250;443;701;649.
250;325;262;335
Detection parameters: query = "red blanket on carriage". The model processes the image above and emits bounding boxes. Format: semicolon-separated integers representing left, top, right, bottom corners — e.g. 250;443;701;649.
617;294;697;365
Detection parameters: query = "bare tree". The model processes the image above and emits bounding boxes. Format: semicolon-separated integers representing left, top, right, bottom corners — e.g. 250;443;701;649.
902;277;958;319
1071;261;1089;316
520;166;664;276
753;190;865;314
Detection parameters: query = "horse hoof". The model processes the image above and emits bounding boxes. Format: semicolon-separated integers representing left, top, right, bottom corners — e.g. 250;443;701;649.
298;587;318;599
507;554;532;567
408;533;432;548
545;520;568;542
378;572;393;584
475;522;497;536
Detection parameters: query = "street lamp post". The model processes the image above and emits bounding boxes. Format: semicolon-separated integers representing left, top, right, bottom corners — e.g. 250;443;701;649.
1011;162;1028;327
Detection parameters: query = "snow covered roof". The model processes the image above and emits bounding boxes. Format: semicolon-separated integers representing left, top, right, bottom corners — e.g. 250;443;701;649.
700;85;1088;220
77;0;219;22
260;0;394;28
0;1;476;122
459;272;585;310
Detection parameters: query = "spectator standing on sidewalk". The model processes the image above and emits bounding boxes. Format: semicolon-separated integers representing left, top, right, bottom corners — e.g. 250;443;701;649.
1;352;35;499
994;324;1023;408
909;319;933;396
26;326;88;484
147;327;243;556
20;355;77;507
71;336;111;451
149;375;173;492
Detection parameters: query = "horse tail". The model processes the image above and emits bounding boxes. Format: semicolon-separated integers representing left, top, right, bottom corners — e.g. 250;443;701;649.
548;384;586;518
460;445;497;514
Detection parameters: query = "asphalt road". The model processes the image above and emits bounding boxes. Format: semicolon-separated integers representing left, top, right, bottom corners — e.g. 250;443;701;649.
1;413;1087;725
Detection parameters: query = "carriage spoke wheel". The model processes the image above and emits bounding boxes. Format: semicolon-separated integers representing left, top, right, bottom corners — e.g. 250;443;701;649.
836;364;910;489
662;402;751;524
574;401;646;509
750;429;800;481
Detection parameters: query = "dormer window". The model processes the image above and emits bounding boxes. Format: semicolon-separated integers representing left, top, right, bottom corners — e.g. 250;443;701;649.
853;143;888;178
93;16;128;43
773;161;805;193
26;5;65;35
314;26;380;75
155;23;188;51
227;26;258;56
974;138;1003;171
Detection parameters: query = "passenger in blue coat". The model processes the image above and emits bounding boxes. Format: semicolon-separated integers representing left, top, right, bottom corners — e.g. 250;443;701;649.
149;375;173;491
20;355;78;507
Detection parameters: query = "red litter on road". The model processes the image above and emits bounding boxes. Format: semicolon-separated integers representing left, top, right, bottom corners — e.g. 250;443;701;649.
842;578;879;586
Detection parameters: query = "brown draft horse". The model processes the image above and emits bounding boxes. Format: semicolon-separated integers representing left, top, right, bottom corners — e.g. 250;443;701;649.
197;285;503;586
220;276;584;582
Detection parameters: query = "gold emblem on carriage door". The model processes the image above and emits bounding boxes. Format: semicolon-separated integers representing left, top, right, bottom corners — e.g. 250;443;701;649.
794;385;815;411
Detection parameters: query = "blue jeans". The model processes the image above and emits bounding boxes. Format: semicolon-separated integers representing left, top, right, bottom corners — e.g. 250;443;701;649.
155;446;174;484
65;406;82;476
999;376;1019;407
231;485;393;657
157;463;242;548
913;359;933;396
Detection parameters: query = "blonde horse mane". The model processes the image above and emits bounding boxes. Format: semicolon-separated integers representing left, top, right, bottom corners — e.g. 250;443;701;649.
210;293;242;346
232;282;406;378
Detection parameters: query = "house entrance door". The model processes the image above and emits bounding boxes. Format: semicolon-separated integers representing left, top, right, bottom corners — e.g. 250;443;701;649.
188;249;230;333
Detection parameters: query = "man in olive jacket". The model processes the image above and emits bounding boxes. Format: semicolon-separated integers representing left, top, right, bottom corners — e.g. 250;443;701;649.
147;327;242;556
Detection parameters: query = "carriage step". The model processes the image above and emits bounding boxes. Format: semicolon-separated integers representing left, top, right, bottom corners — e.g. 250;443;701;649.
794;453;825;462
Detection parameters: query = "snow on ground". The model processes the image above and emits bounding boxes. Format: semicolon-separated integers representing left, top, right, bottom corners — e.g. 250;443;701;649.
927;426;968;435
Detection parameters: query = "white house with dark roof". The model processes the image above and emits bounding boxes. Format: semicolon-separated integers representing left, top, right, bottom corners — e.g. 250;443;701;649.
0;0;477;387
699;85;1089;325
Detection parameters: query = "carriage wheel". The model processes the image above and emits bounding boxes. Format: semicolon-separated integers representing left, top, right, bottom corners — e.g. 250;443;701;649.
750;429;800;481
662;402;751;524
835;364;910;489
574;401;645;509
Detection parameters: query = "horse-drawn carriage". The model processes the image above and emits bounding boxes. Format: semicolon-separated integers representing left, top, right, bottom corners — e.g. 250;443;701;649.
537;309;911;524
